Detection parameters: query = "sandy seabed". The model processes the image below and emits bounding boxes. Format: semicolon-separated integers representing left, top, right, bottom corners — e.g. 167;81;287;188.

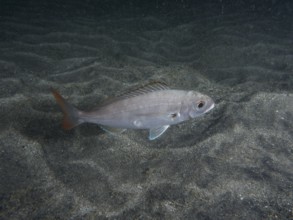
0;6;293;220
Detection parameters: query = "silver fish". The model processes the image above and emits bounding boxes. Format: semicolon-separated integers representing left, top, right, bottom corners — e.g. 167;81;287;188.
51;82;214;140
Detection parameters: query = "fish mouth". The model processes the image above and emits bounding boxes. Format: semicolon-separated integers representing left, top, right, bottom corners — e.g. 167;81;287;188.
205;102;215;113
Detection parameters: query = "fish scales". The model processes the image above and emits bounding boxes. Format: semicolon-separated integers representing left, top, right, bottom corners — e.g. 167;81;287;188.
51;82;214;140
85;90;187;128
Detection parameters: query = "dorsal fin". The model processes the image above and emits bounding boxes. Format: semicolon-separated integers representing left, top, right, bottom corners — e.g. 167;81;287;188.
116;81;170;99
97;81;170;108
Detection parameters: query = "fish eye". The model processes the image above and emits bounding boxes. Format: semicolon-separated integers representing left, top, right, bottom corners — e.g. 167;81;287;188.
197;101;205;109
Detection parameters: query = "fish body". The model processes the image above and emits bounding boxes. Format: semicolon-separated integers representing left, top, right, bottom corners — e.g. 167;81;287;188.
51;82;214;140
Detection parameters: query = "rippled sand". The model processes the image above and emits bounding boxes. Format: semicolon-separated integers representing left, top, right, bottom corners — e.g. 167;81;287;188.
1;4;293;219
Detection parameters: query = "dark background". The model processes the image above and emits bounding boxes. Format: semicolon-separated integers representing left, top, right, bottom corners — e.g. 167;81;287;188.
1;0;292;18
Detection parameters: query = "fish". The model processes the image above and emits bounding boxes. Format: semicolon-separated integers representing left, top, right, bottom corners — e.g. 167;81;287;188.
51;82;215;140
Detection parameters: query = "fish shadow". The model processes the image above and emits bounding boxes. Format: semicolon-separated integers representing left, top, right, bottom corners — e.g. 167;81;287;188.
19;114;104;142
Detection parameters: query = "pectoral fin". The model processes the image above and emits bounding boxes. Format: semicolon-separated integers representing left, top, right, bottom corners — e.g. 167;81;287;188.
149;125;170;140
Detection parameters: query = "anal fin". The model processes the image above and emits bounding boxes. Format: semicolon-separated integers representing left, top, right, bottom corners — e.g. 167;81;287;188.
100;125;126;134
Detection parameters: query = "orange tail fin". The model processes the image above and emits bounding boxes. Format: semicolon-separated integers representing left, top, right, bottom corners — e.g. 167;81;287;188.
51;88;82;130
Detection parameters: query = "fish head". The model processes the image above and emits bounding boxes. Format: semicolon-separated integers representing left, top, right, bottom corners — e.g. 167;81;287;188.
187;91;215;118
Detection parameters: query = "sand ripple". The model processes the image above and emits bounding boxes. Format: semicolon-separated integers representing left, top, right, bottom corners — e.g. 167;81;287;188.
1;9;292;219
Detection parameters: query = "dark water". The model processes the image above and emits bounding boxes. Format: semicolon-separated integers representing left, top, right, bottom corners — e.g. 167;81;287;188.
0;1;293;219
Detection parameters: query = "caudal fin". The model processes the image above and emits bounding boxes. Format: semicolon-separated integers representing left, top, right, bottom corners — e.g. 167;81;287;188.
51;88;82;130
